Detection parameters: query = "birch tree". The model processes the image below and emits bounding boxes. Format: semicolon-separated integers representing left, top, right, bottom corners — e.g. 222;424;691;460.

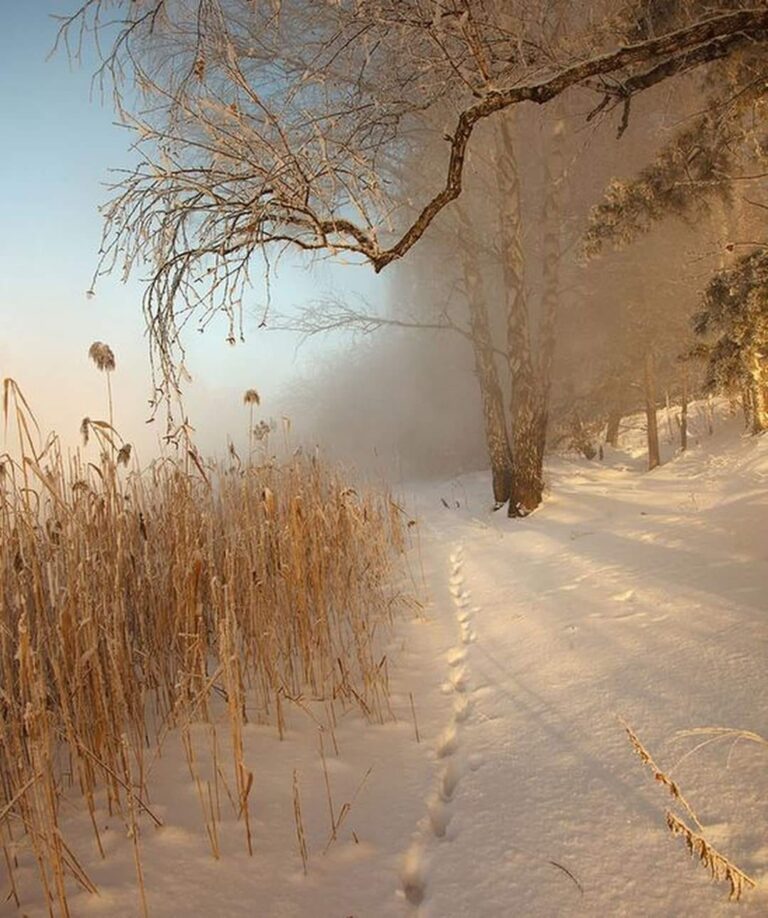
456;203;514;505
60;0;768;399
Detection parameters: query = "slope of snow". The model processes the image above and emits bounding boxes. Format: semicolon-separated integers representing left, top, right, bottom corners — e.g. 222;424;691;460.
5;405;767;917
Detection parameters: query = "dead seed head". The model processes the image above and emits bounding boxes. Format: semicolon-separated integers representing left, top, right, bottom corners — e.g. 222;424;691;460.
243;388;261;406
88;341;116;372
253;420;271;441
666;812;756;901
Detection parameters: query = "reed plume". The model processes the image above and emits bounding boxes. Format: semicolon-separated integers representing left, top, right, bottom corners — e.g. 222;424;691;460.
243;388;261;453
88;341;116;430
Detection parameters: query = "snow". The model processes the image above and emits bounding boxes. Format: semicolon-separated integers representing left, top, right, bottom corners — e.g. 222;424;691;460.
5;403;768;917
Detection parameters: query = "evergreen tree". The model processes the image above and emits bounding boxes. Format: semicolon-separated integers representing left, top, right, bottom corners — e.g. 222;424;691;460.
694;249;768;432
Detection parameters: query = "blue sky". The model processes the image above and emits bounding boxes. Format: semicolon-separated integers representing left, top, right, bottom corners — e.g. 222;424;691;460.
0;3;385;456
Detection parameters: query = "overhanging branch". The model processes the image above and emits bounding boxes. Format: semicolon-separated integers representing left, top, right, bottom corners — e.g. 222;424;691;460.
364;9;768;269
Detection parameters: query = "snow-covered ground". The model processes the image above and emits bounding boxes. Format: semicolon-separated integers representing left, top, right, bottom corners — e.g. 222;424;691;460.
6;404;768;917
403;405;768;917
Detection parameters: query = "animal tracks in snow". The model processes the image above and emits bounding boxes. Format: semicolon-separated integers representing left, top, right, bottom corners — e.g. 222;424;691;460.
453;697;472;724
399;543;485;911
401;846;428;906
449;666;470;693
436;726;459;759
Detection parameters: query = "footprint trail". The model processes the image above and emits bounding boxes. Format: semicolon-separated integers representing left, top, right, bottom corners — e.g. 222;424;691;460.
399;543;485;912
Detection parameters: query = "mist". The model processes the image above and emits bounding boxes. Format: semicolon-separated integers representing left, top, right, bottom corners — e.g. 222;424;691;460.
0;4;380;468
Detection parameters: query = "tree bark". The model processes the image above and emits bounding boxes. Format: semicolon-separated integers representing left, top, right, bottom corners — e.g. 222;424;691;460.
760;387;768;433
644;350;661;470
496;113;543;516
749;374;768;433
743;343;768;432
456;204;513;504
534;114;565;462
741;384;753;429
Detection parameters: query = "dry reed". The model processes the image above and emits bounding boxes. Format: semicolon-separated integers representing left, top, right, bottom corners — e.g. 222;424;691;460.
665;812;756;902
622;718;757;902
88;342;116;432
0;379;407;913
292;770;309;875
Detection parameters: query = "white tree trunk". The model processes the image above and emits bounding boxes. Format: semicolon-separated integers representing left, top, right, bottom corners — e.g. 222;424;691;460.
495;113;543;516
644;350;661;470
457;204;513;504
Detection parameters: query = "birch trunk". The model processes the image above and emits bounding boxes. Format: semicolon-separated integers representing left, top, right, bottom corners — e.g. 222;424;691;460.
495;113;542;516
749;354;768;433
680;365;689;451
741;384;753;429
534;116;565;460
644;350;661;470
456;204;513;504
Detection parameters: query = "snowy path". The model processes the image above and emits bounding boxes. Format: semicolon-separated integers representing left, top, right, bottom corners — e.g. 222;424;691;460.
406;430;768;917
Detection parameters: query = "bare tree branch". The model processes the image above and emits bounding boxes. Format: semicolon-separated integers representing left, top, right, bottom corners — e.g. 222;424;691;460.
56;2;768;401
274;295;509;357
374;9;768;270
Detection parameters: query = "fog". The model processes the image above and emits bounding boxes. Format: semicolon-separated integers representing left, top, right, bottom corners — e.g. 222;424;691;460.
0;259;381;464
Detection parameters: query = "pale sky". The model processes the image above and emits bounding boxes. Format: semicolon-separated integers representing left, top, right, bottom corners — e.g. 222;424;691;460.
0;2;385;459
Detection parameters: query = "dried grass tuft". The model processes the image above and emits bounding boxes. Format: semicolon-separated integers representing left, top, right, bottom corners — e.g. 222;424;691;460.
621;718;703;830
292;770;309;875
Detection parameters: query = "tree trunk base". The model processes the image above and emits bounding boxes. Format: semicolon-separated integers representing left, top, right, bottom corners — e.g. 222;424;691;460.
491;466;513;507
507;479;543;518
